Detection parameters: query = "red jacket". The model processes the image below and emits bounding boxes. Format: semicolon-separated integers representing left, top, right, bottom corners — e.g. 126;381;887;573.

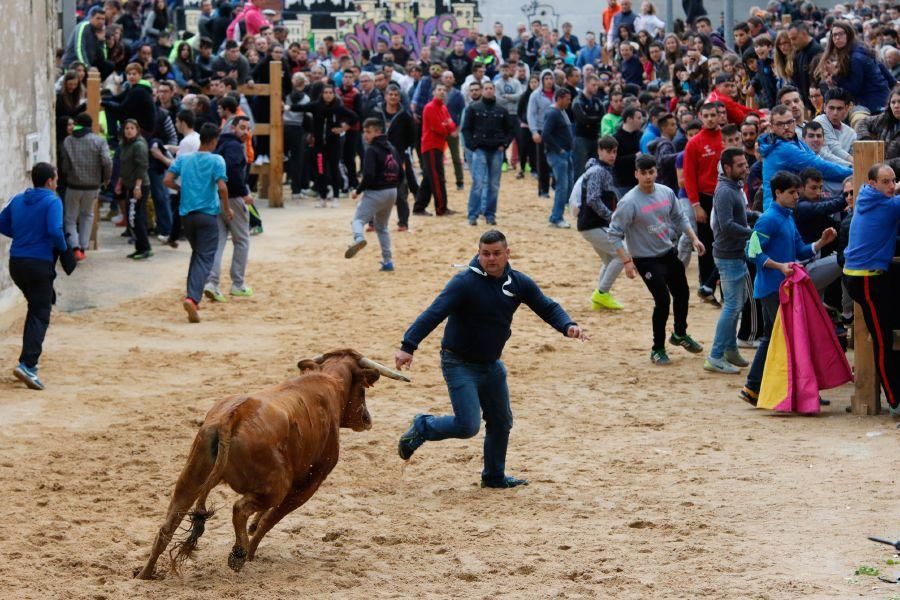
420;98;456;154
706;89;759;125
683;127;723;204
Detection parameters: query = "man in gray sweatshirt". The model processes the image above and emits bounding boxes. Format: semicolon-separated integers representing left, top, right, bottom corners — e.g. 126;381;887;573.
705;148;755;374
609;155;706;365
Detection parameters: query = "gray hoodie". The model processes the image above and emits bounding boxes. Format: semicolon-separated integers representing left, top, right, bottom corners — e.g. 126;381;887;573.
526;69;555;133
609;183;691;258
711;174;753;260
494;74;524;115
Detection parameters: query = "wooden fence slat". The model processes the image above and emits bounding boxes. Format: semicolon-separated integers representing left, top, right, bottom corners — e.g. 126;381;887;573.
850;141;883;415
267;60;284;208
86;70;102;249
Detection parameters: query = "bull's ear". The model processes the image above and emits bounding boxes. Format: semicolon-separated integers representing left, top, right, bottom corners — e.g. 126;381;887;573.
360;368;380;388
297;359;322;373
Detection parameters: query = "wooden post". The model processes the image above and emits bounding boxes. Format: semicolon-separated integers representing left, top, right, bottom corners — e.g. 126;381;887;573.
86;70;102;250
850;141;883;415
86;70;101;134
268;60;284;208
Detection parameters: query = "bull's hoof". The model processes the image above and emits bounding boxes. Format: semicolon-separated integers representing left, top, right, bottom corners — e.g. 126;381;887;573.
228;545;247;572
133;566;162;580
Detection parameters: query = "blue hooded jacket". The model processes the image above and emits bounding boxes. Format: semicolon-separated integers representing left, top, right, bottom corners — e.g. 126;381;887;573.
758;133;852;211
834;43;892;113
844;184;900;271
0;188;68;262
401;256;576;362
746;201;815;299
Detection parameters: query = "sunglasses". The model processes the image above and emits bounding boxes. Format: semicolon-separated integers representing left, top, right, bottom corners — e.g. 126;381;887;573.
842;191;853;198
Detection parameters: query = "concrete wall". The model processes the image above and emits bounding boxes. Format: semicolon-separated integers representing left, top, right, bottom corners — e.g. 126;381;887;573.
0;0;56;316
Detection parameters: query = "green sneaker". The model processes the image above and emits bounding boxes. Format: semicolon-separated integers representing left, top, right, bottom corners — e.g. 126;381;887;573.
501;162;509;173
650;348;671;365
590;289;624;310
203;285;227;303
669;333;703;354
230;286;254;298
524;163;532;173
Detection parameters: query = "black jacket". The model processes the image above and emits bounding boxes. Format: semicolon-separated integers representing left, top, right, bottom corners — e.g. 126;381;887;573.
795;194;846;250
293;99;358;147
447;52;472;87
461;98;517;151
215;133;250;198
572;91;604;139
613;128;642;188
357;134;403;192
793;38;823;110
372;103;416;152
103;81;157;133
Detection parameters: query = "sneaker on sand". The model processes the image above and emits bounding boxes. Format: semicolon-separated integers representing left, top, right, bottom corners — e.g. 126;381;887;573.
590;289;624;310
345;238;367;259
397;225;409;232
128;250;153;260
549;219;571;229
230;286;254;298
669;332;703;353
315;199;327;208
250;225;263;236
737;338;760;349
481;476;528;489
468;218;478;226
73;248;86;262
329;199;339;208
380;261;395;272
203;284;227;303
704;357;741;374
650;348;672;365
485;217;497;225
697;287;722;308
398;419;425;460
182;297;200;323
723;349;749;367
13;363;44;390
739;386;758;406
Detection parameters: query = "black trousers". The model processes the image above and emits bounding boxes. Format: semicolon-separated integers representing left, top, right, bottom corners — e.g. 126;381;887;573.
845;272;900;408
315;142;342;199
738;262;764;341
536;140;550;195
396;179;410;227
285;125;306;194
517;126;536;174
9;258;54;369
342;130;360;190
128;185;151;252
168;192;182;243
633;249;691;350
414;149;448;214
697;193;716;287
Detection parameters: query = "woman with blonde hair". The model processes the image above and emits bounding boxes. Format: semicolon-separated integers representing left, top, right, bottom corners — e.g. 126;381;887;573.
773;30;795;86
815;20;893;114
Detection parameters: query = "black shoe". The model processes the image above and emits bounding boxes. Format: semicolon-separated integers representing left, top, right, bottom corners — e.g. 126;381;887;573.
413;210;433;216
819;396;831;406
438;208;458;216
481;476;529;489
398;419;425;460
456;183;464;191
697;287;722;308
485;217;496;225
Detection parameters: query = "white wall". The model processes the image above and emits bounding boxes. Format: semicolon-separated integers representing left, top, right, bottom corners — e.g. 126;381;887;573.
0;0;56;312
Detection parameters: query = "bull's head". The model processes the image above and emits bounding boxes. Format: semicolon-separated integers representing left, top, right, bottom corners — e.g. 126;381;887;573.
297;349;409;432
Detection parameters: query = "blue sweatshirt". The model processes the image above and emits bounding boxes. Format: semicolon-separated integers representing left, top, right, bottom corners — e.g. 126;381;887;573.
401;256;576;362
746;201;815;299
844;184;900;271
0;188;68;262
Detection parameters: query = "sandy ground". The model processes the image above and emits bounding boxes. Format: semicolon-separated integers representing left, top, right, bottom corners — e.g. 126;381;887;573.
1;172;899;599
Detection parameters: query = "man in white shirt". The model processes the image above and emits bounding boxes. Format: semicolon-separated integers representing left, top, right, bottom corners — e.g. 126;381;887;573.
813;87;856;164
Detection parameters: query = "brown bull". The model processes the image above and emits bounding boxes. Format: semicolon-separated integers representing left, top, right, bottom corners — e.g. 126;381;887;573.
136;349;409;580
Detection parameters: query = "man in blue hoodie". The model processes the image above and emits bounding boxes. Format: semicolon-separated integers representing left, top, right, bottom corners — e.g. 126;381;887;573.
758;104;852;211
742;171;837;405
0;163;69;390
843;163;900;410
393;230;588;489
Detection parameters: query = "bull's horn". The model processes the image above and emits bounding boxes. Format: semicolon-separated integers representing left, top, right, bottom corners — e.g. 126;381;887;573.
359;357;411;382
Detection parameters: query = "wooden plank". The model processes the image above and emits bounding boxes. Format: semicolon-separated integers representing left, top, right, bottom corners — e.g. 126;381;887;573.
252;123;270;136
200;84;270;97
89;198;100;250
86;70;101;134
267;60;284;208
850;141;884;415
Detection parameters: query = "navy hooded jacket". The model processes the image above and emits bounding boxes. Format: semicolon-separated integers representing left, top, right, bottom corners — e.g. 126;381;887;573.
401;256;576;362
0;188;68;262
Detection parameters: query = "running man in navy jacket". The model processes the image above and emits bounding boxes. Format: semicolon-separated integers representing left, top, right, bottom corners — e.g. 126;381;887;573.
394;230;588;488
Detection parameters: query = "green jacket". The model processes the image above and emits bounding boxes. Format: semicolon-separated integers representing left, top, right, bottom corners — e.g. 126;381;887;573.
119;137;149;189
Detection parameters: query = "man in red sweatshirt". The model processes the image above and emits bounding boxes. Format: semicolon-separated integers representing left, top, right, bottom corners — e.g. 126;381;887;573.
413;83;458;216
706;74;760;125
682;102;723;302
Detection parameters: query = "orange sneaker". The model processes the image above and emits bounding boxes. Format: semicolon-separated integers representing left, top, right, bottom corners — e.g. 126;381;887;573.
182;297;200;323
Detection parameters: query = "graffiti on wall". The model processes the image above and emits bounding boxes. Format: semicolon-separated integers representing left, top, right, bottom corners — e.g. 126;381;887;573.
342;14;469;63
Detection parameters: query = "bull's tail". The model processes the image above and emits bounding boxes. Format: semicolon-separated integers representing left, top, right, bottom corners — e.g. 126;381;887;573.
169;418;235;573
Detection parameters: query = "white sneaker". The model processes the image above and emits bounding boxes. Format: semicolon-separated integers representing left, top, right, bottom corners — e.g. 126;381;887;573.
329;199;339;208
259;155;270;164
291;193;304;201
703;357;740;374
157;234;169;243
737;338;760;349
549;219;572;229
253;156;265;166
315;199;326;208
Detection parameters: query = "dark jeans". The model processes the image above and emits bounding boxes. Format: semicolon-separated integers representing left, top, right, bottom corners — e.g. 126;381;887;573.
128;186;151;253
633;249;691;350
181;212;219;304
148;169;172;237
517;126;536;174
315;142;342;199
845;272;900;408
414;351;513;484
744;292;781;393
9;258;54;369
342;130;360;190
396;180;410;227
572;136;597;181
536;140;550;195
168;192;182;242
285;125;306;194
697;193;716;287
414;149;448;214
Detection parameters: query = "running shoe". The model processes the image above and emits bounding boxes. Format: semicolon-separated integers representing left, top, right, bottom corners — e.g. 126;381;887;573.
669;333;703;353
230;286;254;298
481;476;529;489
501;163;509;173
650;348;671;365
397;225;409;232
182;297;200;323
13;363;44;390
697;287;722;308
703;357;740;374
590;289;624;310
723;349;749;367
739;386;758;406
549;219;571;229
203;284;227;303
345;238;367;259
398;419;425;460
250;225;263;236
73;248;86;262
380;261;395;272
128;250;154;260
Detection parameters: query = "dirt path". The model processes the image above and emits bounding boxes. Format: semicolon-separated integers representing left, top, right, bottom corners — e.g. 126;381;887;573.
1;175;898;599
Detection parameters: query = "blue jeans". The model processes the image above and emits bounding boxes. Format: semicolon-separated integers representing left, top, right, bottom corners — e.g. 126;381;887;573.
148;169;172;237
546;149;573;223
710;257;749;359
467;148;503;220
414;351;512;484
